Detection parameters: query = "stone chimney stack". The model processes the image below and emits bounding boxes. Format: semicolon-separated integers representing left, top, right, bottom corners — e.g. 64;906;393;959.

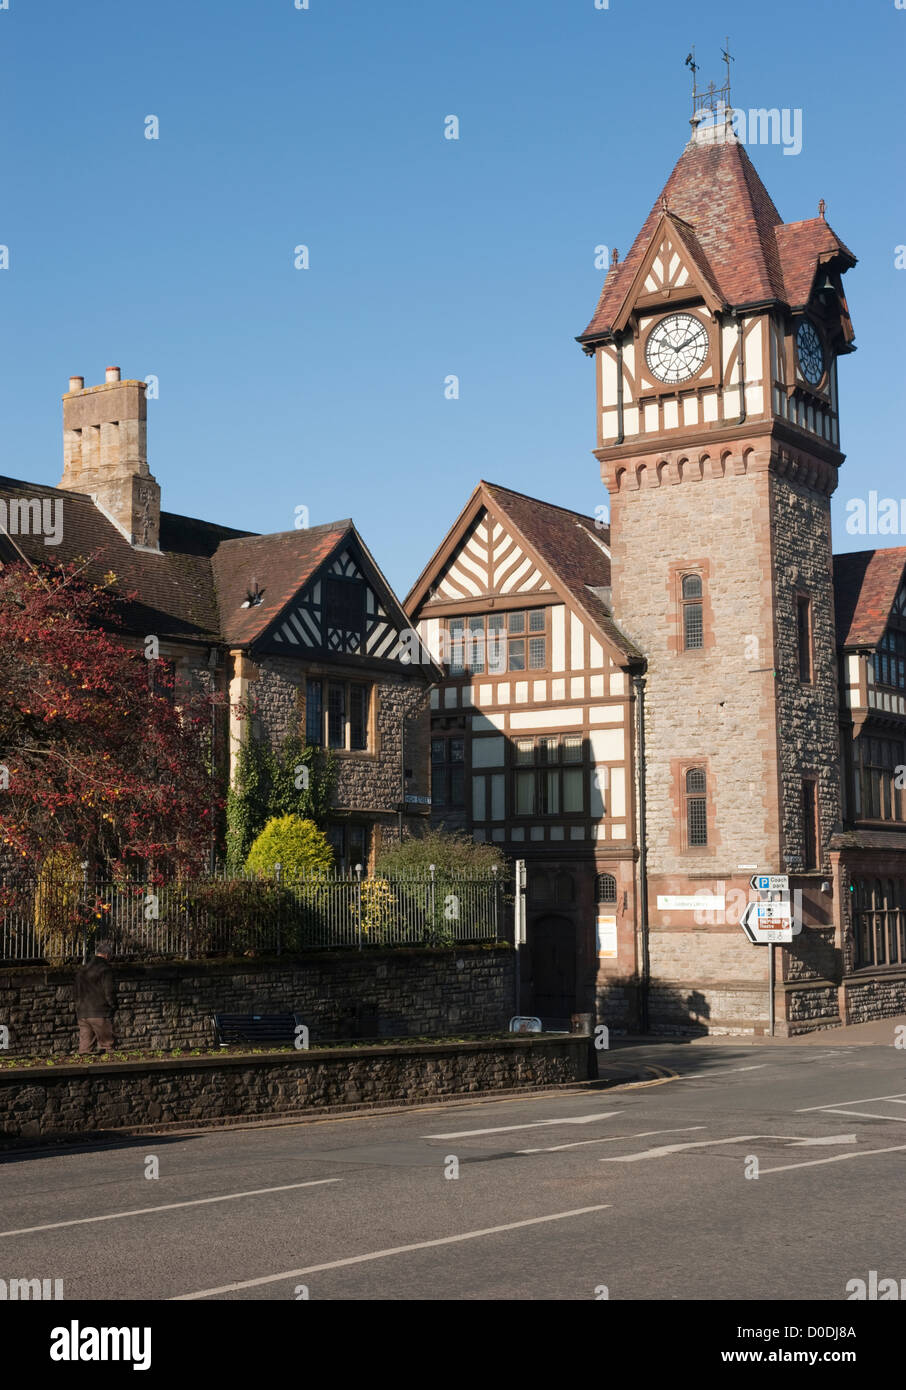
60;369;161;550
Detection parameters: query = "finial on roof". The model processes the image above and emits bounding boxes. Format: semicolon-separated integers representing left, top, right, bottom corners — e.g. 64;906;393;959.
611;247;619;267
661;196;669;214
819;198;826;219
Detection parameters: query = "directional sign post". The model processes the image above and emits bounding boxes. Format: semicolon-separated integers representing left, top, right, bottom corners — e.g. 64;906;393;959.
750;874;789;894
740;901;793;943
741;873;797;1039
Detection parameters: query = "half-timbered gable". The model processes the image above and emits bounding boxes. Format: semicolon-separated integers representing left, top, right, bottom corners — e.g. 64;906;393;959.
406;480;643;1021
221;530;414;668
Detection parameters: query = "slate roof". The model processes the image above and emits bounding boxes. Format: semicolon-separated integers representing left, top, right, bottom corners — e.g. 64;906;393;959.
0;476;383;655
580;137;856;343
0;474;248;642
834;548;906;648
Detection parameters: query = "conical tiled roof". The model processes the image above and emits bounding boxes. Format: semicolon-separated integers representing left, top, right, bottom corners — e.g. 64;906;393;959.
580;135;856;343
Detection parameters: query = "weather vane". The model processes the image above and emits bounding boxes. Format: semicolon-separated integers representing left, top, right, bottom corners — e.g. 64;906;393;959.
686;38;734;122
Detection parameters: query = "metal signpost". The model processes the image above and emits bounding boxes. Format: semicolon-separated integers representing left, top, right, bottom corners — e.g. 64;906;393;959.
740;873;793;1036
514;859;527;1015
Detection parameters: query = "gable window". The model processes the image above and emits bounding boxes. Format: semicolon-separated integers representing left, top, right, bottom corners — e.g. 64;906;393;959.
431;736;465;808
306;678;370;751
445;609;546;676
681;574;704;650
684;767;708;846
796;593;813;683
802;778;819;870
325;577;365;654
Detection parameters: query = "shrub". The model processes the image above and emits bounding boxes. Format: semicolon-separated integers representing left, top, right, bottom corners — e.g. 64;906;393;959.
359;878;397;944
375;827;506;879
245;815;334;881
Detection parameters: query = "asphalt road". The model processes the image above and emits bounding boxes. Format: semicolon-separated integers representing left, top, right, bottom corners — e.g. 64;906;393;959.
2;1035;904;1302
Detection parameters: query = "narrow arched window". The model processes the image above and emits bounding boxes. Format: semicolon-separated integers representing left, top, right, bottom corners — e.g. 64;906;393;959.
685;767;708;846
682;573;704;650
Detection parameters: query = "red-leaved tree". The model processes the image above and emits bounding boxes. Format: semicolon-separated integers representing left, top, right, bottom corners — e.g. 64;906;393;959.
0;560;222;878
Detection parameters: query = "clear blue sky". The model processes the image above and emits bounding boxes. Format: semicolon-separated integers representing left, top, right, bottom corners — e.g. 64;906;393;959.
1;0;903;597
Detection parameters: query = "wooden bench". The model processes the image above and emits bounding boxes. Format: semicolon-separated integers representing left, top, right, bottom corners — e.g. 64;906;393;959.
212;1012;303;1048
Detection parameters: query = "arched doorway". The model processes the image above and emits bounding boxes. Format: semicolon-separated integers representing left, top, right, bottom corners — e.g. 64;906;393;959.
530;914;577;1019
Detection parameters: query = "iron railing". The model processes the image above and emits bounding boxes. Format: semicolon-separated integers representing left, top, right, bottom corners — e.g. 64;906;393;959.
0;867;507;963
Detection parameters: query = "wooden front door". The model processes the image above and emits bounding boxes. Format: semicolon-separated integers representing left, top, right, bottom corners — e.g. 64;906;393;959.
530;913;577;1020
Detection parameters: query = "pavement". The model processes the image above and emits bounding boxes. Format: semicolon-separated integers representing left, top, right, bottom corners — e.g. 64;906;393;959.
1;1025;904;1302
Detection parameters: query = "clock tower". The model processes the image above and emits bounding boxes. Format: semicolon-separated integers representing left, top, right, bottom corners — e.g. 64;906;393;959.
578;104;857;1033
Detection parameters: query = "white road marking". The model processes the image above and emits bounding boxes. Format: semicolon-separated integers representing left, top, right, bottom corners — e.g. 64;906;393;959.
676;1065;769;1079
812;1109;906;1123
797;1092;906;1112
172;1205;612;1299
788;1134;858;1147
0;1178;340;1239
759;1144;906;1176
422;1112;621;1139
516;1126;706;1154
601;1134;858;1163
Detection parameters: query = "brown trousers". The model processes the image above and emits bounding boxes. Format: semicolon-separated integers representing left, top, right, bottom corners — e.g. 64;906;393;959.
78;1017;115;1054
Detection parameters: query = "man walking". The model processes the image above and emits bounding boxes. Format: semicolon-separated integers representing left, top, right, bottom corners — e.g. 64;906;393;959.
74;941;117;1055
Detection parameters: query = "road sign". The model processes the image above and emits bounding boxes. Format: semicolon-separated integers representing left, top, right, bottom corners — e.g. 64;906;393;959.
740;902;793;944
404;795;431;805
750;874;790;893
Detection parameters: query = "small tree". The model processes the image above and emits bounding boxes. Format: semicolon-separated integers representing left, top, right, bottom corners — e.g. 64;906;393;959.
34;846;84;963
245;815;334;881
0;560;220;876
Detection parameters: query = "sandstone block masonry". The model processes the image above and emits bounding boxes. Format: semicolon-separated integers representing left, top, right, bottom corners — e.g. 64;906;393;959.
0;947;513;1058
246;656;432;863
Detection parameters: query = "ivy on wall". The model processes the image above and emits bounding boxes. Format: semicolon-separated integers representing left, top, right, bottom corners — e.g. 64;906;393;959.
225;711;336;871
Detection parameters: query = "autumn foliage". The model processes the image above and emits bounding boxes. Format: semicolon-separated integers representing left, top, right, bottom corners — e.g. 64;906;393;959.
0;561;221;876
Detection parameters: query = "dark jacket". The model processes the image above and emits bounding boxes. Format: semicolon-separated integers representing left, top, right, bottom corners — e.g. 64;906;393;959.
74;956;117;1019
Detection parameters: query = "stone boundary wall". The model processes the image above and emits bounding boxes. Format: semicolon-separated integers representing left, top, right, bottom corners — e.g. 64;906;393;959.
844;972;906;1028
0;1036;592;1143
0;947;514;1058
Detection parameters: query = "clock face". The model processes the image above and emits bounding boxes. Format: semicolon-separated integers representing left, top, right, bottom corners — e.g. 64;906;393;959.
645;313;709;384
797;320;825;385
